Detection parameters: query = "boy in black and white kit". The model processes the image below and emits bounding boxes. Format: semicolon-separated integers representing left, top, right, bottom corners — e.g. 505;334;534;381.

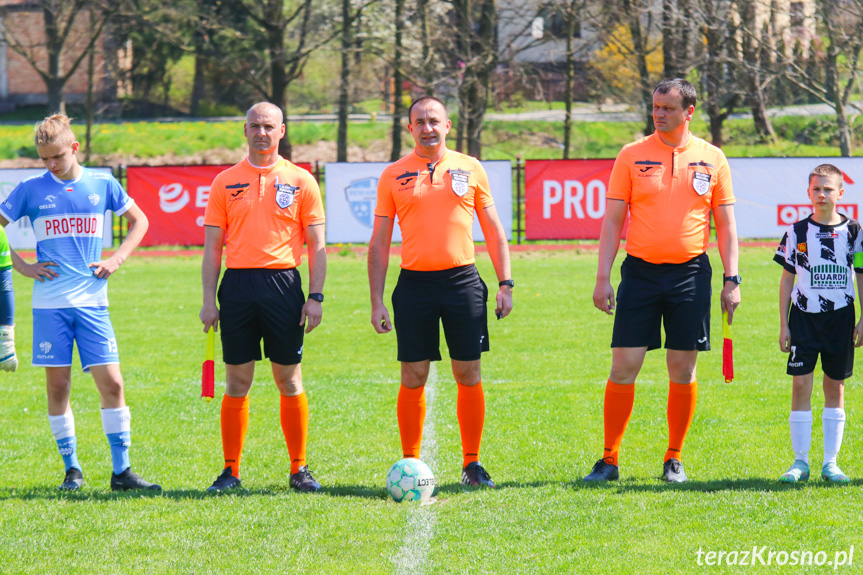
774;163;863;484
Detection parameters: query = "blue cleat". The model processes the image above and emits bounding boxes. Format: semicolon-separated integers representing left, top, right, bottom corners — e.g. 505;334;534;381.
779;460;810;483
821;462;850;485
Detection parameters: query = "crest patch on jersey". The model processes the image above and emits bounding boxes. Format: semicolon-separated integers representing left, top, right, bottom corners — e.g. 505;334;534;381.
88;193;99;206
450;170;470;197
692;171;711;196
274;178;299;209
798;242;807;253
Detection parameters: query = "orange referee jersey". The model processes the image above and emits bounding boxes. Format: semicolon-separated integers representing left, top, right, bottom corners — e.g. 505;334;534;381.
607;132;735;264
375;149;494;271
204;157;324;269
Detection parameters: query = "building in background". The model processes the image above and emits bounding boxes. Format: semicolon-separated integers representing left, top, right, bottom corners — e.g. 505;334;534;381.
0;0;130;113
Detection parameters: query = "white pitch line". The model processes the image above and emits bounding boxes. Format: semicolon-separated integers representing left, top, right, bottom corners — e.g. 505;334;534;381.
392;363;438;574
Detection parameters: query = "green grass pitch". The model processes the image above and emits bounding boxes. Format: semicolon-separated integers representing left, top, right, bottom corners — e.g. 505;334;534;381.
0;247;859;574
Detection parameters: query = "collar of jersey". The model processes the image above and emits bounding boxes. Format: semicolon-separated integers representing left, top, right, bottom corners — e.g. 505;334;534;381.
411;148;449;168
651;130;693;151
245;157;283;173
48;170;83;185
808;213;848;230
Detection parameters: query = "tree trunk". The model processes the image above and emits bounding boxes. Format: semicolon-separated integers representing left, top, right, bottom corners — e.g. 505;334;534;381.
825;48;852;156
190;53;206;117
662;0;677;78
390;0;405;161
418;0;433;94
85;8;96;164
563;0;578;159
453;0;471;153
44;6;65;115
336;0;352;162
465;0;497;158
624;0;653;134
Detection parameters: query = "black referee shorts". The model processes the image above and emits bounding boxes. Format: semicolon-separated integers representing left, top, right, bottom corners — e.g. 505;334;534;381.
218;268;306;366
787;304;855;380
611;253;712;351
392;264;489;362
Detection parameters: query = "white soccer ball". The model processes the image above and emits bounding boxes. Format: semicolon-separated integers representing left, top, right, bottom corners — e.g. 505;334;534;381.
385;458;436;502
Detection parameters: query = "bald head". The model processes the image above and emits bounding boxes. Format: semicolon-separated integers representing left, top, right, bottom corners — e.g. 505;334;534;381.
247;102;284;125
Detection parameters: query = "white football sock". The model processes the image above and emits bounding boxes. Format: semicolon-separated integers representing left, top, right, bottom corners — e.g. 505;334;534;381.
822;407;846;466
789;410;812;465
48;411;75;440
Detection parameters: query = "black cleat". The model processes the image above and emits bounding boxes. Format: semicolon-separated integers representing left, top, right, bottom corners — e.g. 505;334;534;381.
110;468;162;491
584;458;620;482
207;466;242;492
59;467;84;491
461;461;495;488
289;466;321;492
662;458;688;483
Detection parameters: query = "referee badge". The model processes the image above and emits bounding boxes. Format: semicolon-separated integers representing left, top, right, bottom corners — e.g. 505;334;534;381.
450;171;470;197
692;171;711;196
274;178;298;208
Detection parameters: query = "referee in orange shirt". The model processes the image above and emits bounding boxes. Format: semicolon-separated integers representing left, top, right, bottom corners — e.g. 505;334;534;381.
200;102;326;492
368;96;513;488
585;79;741;483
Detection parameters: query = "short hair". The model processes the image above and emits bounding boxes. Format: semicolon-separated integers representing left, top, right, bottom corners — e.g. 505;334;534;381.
35;114;75;147
408;97;448;123
246;102;284;125
809;163;845;187
654;78;697;110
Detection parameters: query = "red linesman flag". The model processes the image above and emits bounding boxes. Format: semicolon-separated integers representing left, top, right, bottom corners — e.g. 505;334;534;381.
722;311;734;383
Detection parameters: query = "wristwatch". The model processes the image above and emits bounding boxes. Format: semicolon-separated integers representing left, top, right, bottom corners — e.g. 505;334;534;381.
723;275;742;285
308;293;324;303
499;279;515;288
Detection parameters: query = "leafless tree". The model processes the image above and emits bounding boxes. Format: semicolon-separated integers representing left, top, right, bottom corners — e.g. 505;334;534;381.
783;0;863;156
0;0;120;115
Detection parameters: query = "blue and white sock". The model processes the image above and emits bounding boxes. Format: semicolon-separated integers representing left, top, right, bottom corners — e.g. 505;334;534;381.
48;412;81;471
101;406;131;475
823;407;846;466
789;410;812;465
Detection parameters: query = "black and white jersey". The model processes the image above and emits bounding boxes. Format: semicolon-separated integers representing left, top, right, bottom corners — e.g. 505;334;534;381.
774;215;863;313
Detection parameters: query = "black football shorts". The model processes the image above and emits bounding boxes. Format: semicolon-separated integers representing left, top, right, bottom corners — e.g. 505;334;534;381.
392;264;489;362
218;268;306;365
611;253;712;351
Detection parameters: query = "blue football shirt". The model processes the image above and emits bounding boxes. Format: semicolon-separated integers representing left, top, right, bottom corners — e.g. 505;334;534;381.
0;168;134;309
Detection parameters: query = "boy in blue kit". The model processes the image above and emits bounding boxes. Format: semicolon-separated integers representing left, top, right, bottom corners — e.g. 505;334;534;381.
774;163;863;484
0;115;160;491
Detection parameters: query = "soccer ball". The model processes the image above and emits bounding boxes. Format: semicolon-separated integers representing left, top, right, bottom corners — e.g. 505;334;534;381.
385;458;436;502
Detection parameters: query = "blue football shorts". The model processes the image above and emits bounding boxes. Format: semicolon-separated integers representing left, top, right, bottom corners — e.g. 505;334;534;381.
32;307;119;372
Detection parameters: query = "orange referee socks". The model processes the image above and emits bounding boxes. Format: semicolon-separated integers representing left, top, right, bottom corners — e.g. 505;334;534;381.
603;380;635;466
665;380;698;462
397;385;426;459
280;392;309;474
221;394;249;477
457;382;485;467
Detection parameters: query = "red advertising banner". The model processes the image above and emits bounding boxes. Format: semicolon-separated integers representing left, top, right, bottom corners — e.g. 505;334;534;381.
524;159;621;240
126;163;313;246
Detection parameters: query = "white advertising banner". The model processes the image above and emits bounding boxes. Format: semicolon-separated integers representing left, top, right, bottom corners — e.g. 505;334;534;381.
730;158;863;238
0;168;114;249
325;161;513;243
